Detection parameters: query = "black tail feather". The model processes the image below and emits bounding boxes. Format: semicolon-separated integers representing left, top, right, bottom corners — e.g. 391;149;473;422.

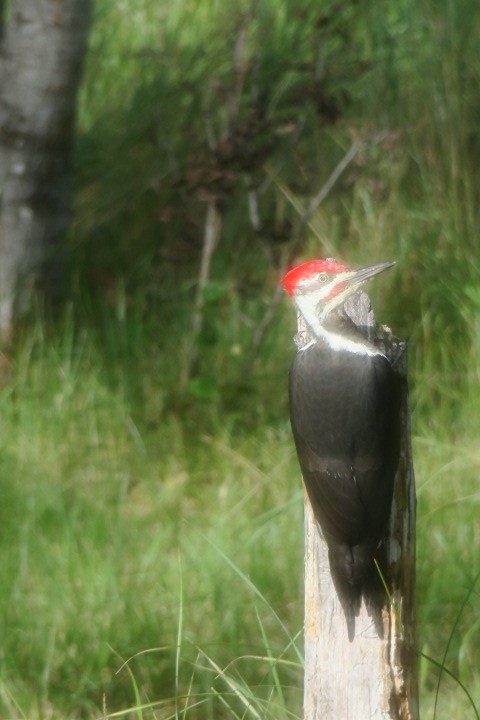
328;541;389;641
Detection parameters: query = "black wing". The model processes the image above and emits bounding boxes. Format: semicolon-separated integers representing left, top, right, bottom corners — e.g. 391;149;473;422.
289;342;400;581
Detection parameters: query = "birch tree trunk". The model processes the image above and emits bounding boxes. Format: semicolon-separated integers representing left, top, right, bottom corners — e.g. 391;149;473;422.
300;292;418;720
0;0;92;340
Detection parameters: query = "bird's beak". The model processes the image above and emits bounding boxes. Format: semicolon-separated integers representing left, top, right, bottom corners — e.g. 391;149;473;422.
344;261;395;289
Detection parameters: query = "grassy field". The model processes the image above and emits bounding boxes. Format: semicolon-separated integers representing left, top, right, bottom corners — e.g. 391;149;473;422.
1;0;480;717
0;286;479;719
0;313;305;719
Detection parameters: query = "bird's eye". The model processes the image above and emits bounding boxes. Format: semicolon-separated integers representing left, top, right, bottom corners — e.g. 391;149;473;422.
317;273;327;283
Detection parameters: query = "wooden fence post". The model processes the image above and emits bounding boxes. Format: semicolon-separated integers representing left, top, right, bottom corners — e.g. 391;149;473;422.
298;292;419;720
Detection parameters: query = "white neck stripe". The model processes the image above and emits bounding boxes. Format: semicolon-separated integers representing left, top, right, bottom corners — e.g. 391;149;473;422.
318;326;384;357
294;294;385;357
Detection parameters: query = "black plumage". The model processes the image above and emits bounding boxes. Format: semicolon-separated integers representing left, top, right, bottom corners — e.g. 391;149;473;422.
289;336;401;589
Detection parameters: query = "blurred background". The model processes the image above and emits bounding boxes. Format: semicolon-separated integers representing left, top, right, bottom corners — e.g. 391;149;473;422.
0;0;479;717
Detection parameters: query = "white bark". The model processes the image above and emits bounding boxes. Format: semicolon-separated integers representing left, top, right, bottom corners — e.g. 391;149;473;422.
301;292;418;720
0;0;91;339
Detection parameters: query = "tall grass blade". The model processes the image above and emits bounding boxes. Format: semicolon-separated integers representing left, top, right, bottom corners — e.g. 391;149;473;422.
432;570;480;720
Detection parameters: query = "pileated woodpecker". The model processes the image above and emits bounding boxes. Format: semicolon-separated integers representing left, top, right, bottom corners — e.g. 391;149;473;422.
281;258;400;600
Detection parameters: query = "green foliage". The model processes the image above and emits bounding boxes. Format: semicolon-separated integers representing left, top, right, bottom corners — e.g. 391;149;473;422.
72;0;480;413
0;310;304;719
2;0;480;716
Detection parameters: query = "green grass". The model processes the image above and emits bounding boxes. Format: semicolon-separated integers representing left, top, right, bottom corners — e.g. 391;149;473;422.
0;314;305;718
0;294;479;718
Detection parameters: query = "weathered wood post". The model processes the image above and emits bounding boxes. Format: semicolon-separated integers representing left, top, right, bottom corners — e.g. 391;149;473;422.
297;292;418;720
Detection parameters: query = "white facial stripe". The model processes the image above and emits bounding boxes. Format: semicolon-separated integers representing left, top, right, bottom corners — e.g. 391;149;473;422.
293;289;384;357
297;274;344;301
